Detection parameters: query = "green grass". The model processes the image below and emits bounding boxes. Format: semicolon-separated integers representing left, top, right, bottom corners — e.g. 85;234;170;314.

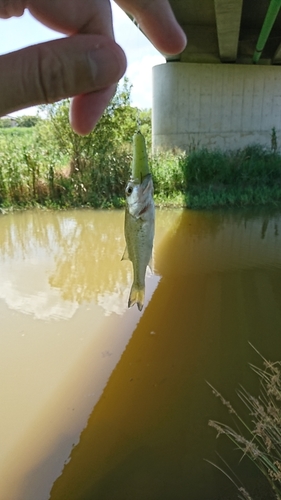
183;146;281;209
0;127;35;138
151;145;281;209
184;146;281;186
151;150;186;196
184;185;281;209
1;128;281;210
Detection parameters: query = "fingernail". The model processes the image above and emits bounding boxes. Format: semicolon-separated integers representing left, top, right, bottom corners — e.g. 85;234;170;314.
89;44;126;88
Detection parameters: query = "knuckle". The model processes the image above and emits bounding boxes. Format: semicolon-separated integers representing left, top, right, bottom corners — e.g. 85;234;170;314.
0;0;25;18
37;47;69;104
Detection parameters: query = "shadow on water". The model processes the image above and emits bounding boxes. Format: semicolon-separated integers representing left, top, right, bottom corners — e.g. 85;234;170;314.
46;207;281;500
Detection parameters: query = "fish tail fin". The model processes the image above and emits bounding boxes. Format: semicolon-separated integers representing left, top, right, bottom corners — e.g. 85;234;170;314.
128;285;145;311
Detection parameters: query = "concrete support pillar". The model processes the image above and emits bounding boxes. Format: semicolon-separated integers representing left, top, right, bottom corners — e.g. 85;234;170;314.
152;62;281;151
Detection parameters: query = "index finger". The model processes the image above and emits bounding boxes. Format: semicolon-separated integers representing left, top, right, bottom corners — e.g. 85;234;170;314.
27;0;114;38
25;0;122;134
115;0;187;54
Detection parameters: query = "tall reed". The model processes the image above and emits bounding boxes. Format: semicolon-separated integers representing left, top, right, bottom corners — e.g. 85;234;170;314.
208;344;281;499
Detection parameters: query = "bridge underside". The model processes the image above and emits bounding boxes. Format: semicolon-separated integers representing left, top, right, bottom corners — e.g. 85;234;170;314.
168;0;281;64
152;0;281;151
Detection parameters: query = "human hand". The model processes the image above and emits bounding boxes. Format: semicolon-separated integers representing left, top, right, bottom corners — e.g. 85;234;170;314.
0;0;186;135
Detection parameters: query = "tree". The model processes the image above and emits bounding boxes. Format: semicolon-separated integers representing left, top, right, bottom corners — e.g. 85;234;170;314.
37;78;152;206
0;117;14;128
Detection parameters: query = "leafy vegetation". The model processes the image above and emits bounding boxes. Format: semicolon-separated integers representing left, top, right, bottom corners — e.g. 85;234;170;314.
0;79;151;209
1;80;281;210
0;115;42;128
208;345;281;500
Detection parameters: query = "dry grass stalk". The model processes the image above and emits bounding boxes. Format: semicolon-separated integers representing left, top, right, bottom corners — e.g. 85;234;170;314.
208;345;281;499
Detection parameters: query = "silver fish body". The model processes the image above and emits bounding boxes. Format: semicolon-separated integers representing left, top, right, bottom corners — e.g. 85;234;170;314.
123;173;155;311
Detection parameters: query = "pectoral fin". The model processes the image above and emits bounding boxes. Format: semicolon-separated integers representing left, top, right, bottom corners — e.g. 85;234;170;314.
121;246;129;261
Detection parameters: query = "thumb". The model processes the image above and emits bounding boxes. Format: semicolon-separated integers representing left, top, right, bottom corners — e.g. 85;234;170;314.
0;34;126;116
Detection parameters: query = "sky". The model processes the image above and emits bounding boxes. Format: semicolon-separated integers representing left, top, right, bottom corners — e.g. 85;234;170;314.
0;2;165;115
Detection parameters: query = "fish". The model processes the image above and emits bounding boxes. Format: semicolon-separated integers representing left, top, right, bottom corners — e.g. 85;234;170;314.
123;173;155;311
122;131;155;311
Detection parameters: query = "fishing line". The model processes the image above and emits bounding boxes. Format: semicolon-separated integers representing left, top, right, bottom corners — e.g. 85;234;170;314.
132;17;139;29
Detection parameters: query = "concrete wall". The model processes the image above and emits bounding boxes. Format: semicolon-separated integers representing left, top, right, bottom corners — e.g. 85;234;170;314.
152;62;281;151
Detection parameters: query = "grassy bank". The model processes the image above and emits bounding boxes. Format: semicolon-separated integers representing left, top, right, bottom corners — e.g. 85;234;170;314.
151;145;281;209
1;121;281;210
182;146;281;209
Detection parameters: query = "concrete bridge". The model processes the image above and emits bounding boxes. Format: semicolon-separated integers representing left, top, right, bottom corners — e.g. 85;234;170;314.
152;0;281;150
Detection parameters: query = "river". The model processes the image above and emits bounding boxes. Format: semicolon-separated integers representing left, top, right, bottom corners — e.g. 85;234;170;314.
0;207;280;500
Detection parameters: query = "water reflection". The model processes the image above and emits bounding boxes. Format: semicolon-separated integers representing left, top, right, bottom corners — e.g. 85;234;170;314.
1;209;279;319
0;210;158;318
0;207;281;500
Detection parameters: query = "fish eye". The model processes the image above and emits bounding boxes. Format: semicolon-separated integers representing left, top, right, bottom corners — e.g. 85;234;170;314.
126;185;133;196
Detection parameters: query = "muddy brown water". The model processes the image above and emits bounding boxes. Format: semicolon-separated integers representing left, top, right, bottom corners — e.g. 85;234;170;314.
0;207;280;500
